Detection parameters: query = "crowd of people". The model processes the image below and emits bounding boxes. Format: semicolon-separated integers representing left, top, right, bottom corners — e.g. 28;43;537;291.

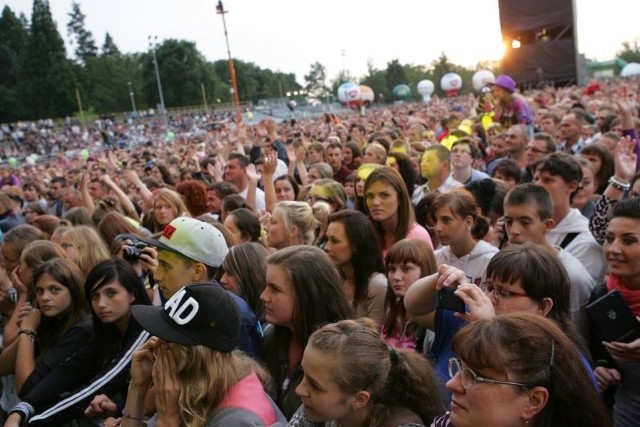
0;74;637;426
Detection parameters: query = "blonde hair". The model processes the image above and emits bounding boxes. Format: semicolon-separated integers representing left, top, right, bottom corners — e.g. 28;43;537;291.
176;347;270;427
365;142;387;165
62;226;110;277
272;201;318;247
153;188;190;231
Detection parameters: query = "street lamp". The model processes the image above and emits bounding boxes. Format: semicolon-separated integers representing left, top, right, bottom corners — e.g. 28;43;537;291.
216;0;242;126
127;81;137;118
148;36;168;129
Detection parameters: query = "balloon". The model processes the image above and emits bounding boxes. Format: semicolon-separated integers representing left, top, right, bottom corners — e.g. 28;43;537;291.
359;85;375;103
621;63;640;77
393;84;412;101
417;80;435;102
7;157;16;168
166;131;176;142
441;73;462;92
80;149;89;161
337;82;361;103
25;156;35;166
472;70;496;92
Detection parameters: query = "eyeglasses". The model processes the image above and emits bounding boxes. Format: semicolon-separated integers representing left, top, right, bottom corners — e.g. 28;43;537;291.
526;146;548;155
451;149;471;156
481;282;529;299
448;358;529;389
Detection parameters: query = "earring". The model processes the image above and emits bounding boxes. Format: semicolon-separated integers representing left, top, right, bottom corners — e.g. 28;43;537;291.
523;419;530;426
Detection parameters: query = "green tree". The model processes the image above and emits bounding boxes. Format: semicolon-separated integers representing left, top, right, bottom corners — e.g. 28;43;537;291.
0;6;28;121
67;1;97;64
102;32;120;56
18;0;76;119
304;62;329;99
618;39;640;64
385;59;408;90
142;39;212;108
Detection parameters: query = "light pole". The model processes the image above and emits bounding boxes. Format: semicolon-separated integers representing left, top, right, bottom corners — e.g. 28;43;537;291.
148;36;168;129
216;0;242;126
127;81;137;118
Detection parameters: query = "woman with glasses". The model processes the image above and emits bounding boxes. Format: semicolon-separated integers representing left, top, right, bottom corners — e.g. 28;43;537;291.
404;244;594;399
431;313;609;427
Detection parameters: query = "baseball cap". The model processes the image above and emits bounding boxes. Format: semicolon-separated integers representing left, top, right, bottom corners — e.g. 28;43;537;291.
131;283;240;351
489;75;517;93
138;217;228;267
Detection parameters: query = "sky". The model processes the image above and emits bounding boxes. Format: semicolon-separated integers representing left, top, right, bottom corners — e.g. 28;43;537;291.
5;0;640;84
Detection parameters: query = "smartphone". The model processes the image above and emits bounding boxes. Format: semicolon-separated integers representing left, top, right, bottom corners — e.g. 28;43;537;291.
586;290;640;343
437;287;466;313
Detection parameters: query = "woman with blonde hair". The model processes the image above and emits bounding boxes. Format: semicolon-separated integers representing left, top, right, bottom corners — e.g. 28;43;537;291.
266;201;318;249
120;284;287;426
363;142;387;165
60;226;110;277
150;188;189;232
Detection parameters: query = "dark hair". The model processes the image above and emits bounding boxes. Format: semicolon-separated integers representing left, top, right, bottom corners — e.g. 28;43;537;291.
504;183;553;220
265;246;352;405
424;144;450;163
611;197;640;220
274;175;300;200
464;178;508;218
221;242;269;318
485;244;584;352
452;313;609;427
327;210;384;315
491;159;522;185
533;132;557;154
431;189;484;241
536;152;583;184
228;153;250;168
580;143;615;193
227;208;261;242
364;167;415;249
153;163;176;186
209;181;238;199
387;151;417;196
382;239;436;339
309;319;444;425
33;259;87;351
97;211;144;254
221;194;250;216
84;259;151;366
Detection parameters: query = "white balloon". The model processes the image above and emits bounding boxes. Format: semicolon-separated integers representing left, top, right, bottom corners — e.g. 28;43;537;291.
337;82;361;103
441;73;462;92
621;63;640;77
472;70;496;92
417;80;435;102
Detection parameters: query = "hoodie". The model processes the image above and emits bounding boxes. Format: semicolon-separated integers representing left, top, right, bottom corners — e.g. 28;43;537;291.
435;240;498;286
547;208;606;284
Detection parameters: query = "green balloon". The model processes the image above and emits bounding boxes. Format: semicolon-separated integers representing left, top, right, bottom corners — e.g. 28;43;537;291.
7;157;16;167
393;84;412;100
167;131;176;142
80;149;90;161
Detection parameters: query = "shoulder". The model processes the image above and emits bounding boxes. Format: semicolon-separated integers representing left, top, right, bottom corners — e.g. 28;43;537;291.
377;406;425;427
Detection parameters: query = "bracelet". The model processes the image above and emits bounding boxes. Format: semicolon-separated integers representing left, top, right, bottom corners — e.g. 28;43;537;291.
609;176;630;191
122;411;145;425
18;329;37;342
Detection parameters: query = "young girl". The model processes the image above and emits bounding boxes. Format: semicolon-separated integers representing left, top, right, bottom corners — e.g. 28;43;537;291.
261;246;352;418
430;189;498;285
381;239;436;350
364;167;432;256
290;319;444;427
324;210;387;327
5;259;152;425
0;259;91;425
